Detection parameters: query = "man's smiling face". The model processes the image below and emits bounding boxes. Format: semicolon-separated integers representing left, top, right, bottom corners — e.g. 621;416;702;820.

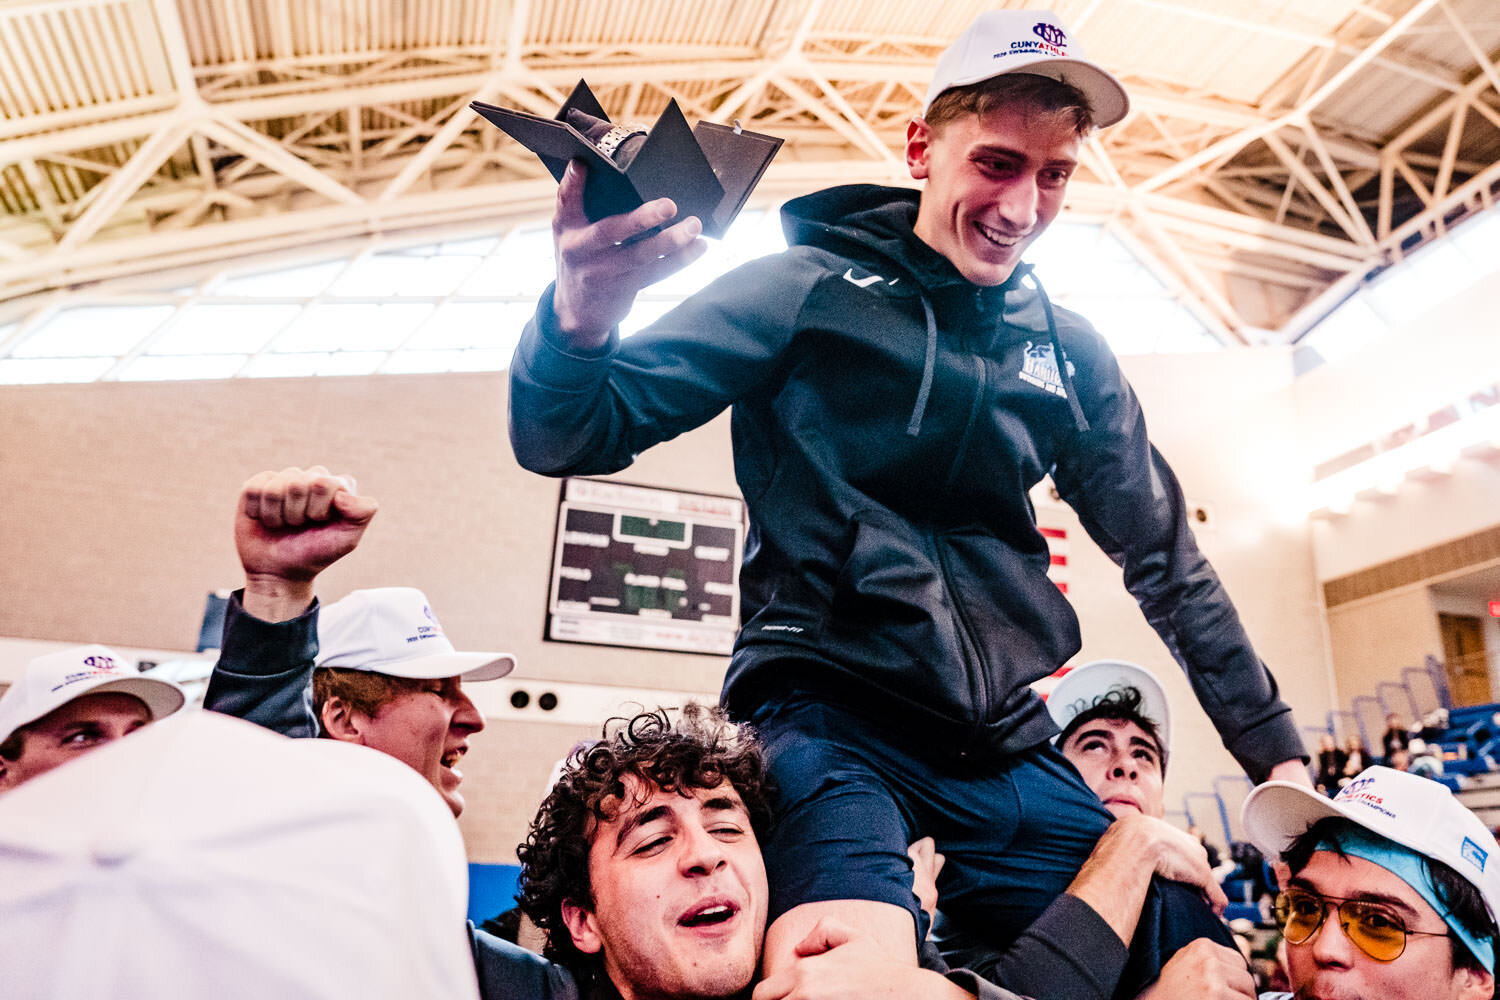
562;776;768;1000
351;675;483;817
907;100;1081;286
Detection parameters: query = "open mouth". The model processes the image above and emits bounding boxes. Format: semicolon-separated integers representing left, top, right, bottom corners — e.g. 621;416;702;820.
440;745;467;770
975;221;1023;250
679;900;739;929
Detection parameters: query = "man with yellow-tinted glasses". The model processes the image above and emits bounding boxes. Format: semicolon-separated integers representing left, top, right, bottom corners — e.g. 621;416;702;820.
1243;765;1498;1000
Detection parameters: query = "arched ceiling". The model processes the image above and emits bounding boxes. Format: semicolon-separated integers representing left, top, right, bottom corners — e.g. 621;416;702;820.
1;0;1498;346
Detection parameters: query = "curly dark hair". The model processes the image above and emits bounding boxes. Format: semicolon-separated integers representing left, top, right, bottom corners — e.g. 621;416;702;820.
1055;684;1167;770
516;704;773;979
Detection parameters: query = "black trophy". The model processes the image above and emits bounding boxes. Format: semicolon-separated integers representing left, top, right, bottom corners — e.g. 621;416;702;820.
471;80;783;239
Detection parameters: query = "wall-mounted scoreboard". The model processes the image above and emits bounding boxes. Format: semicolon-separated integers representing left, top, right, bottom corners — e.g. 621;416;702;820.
546;478;745;655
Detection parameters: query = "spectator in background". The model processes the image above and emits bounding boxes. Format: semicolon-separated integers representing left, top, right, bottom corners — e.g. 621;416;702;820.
1383;712;1413;761
0;645;184;792
1340;735;1370;787
1389;747;1413;773
1314;733;1346;796
1409;738;1446;780
1243;765;1497;1000
1189;825;1238;885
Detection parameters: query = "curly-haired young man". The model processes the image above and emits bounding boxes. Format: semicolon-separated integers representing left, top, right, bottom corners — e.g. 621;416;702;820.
483;706;1028;1000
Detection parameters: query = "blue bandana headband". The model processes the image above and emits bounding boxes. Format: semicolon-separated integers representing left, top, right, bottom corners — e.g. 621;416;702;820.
1315;827;1496;973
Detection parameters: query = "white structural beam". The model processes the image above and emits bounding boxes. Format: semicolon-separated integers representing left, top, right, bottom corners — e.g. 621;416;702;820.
1137;0;1442;194
377;72;502;202
3;0;1499;349
197;118;364;206
56;123;191;252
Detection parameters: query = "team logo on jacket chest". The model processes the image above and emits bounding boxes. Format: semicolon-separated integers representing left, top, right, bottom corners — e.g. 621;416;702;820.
1018;341;1074;398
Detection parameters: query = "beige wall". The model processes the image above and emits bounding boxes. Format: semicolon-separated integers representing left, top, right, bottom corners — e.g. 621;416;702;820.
1300;271;1500;583
1325;588;1444;715
1296;270;1500;708
0;350;1336;855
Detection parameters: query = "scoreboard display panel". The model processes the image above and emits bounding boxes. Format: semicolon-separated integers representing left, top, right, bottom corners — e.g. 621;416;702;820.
546;478;745;655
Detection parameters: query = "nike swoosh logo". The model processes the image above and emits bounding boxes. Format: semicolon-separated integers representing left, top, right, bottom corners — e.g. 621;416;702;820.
843;268;883;288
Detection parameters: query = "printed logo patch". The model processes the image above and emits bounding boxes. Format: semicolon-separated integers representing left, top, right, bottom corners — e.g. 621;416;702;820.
81;654;118;670
1018;341;1074;398
994;23;1067;60
842;268;883;289
1462;837;1488;873
1033;22;1067;47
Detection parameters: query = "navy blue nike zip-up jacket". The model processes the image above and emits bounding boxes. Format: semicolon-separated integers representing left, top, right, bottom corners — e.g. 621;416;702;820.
509;183;1303;779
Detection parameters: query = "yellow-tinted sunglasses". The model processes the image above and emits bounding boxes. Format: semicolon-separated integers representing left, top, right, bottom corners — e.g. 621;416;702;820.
1274;888;1451;962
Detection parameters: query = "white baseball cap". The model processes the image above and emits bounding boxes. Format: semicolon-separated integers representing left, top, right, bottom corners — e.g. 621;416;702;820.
0;711;480;1000
1242;765;1500;924
317;587;515;682
1047;659;1171;754
0;645;185;747
922;11;1129;127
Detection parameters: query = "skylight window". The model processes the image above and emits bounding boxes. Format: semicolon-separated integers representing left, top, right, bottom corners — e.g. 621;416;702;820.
273;303;434;352
148;304;301;355
0;207;1229;385
14;306;173;358
0;357;114;383
328;252;479;298
1300;203;1500;370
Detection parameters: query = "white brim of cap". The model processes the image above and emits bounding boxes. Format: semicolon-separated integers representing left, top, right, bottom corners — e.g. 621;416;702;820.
349;651;516;682
22;677;187;734
1048;659;1171;752
1241;780;1346;861
926;57;1130;128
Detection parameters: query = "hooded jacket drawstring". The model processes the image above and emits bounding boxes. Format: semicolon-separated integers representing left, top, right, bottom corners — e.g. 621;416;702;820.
906;293;939;437
1029;271;1090;433
907;274;1089;437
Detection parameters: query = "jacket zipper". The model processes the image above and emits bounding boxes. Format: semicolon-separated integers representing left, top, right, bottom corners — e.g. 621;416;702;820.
936;345;993;736
935;534;990;736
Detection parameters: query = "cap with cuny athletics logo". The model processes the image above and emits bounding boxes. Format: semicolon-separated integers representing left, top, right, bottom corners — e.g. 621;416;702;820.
923;10;1129;127
0;644;185;746
316;587;515;682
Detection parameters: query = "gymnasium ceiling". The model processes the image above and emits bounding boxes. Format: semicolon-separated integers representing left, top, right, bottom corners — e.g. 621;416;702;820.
1;0;1498;348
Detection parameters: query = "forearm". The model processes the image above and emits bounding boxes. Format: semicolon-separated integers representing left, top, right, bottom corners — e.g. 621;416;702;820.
509;285;633;476
1066;832;1158;946
241;574;315;624
203;590;321;739
510;256;818;477
939;894;1127;1000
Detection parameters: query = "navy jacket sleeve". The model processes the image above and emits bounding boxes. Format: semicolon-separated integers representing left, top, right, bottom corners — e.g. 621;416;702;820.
934;893;1128;1000
1050;339;1304;781
943;970;1036;1000
202;590;321;739
508;253;821;477
470;925;581;1000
